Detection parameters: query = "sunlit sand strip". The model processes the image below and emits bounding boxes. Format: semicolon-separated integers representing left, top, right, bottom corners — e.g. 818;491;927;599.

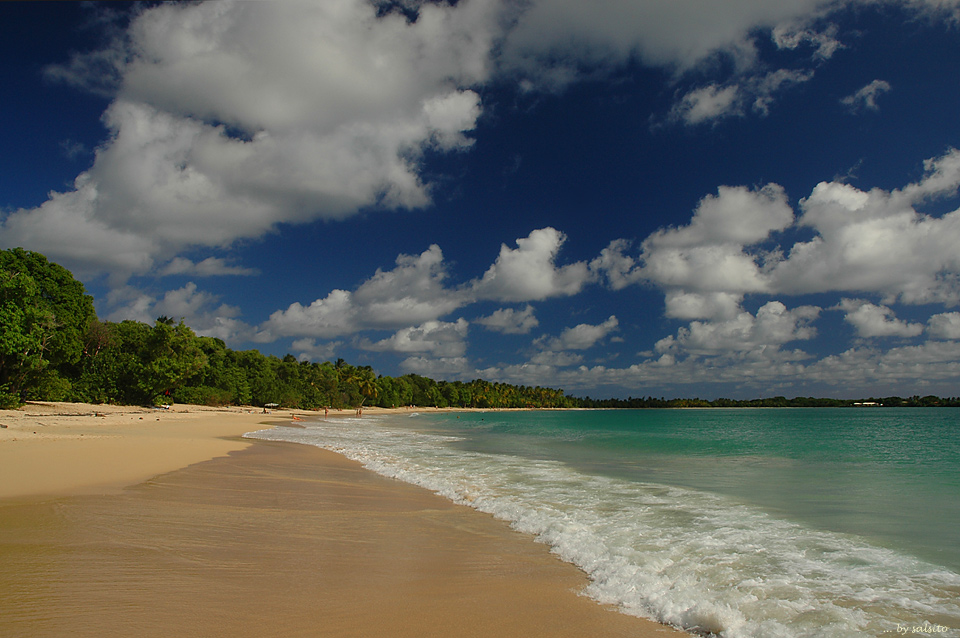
0;401;287;499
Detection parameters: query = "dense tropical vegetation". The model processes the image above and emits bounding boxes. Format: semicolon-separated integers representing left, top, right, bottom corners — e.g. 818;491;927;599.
2;248;958;410
0;248;576;409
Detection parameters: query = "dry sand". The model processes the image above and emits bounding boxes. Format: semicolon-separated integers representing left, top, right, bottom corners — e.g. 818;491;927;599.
0;401;285;499
0;402;686;638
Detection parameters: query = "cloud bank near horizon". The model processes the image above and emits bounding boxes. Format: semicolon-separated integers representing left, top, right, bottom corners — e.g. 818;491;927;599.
97;147;960;395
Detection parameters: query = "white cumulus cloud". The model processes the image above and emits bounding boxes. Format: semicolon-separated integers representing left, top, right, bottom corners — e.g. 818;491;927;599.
657;301;820;356
599;149;960;309
771;149;960;304
476;305;540;334
663;291;746;321
927;312;960;340
263;244;468;339
260;227;592;343
361;319;470;358
539;315;620;351
637;183;793;294
838;299;925;338
472;227;593;302
2;0;498;280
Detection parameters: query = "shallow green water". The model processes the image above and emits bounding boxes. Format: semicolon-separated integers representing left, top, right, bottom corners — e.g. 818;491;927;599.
425;408;960;571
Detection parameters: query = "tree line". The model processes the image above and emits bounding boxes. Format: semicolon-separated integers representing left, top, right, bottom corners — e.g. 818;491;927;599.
0;248;575;409
2;248;958;410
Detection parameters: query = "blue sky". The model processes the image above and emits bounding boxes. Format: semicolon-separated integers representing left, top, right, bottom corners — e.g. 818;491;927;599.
3;0;960;399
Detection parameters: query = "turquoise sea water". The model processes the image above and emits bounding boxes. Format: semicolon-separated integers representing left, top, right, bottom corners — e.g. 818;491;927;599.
248;408;960;637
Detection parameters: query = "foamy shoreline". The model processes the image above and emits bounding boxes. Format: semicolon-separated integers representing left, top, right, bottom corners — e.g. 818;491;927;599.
0;401;685;638
0;402;578;499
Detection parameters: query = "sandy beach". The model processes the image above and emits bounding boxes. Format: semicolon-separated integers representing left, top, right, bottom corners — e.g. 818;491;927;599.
0;402;685;638
0;401;284;499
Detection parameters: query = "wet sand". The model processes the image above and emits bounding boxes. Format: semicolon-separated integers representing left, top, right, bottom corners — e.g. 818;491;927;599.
0;404;684;638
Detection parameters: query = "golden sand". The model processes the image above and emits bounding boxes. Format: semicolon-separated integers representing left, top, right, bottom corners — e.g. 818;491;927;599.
0;401;284;498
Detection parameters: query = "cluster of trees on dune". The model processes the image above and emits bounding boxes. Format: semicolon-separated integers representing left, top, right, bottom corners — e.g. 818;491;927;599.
3;248;958;411
0;248;576;410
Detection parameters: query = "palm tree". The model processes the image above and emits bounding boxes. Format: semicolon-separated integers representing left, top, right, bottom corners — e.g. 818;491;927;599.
357;374;378;406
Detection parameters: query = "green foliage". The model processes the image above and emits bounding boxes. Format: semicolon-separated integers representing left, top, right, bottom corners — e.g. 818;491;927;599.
73;321;148;404
67;318;207;405
171;385;235;406
137;320;208;404
0;248;96;404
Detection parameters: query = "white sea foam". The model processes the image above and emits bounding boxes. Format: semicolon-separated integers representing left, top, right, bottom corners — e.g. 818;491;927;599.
246;416;960;638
